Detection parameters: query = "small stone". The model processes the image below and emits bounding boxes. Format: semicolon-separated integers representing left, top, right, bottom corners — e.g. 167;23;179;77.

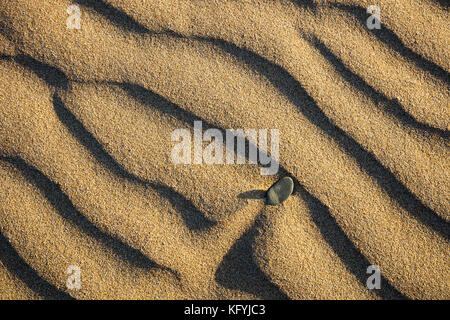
266;177;294;205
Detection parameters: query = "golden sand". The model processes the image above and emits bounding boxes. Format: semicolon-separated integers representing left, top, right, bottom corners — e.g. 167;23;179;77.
0;0;449;299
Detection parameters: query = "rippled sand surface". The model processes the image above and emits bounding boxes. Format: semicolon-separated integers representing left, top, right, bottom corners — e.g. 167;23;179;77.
0;0;449;300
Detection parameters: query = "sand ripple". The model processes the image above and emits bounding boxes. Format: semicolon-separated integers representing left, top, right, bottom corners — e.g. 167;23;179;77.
0;0;449;299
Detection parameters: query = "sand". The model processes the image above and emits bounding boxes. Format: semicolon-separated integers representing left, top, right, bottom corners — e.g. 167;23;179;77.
0;0;448;300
